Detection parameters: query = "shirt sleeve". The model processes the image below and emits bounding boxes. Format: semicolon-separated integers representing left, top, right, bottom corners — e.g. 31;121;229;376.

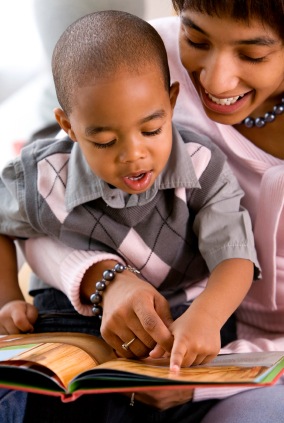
0;159;40;238
188;141;260;278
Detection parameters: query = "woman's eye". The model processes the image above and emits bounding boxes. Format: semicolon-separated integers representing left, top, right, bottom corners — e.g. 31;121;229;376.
241;55;266;64
142;128;162;137
186;37;208;50
93;140;116;149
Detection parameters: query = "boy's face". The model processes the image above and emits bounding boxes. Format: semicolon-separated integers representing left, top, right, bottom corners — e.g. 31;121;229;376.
56;69;179;194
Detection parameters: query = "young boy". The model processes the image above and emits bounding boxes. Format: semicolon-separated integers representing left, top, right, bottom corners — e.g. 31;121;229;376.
0;10;259;371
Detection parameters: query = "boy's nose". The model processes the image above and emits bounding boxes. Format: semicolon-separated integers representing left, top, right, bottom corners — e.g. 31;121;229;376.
119;138;147;163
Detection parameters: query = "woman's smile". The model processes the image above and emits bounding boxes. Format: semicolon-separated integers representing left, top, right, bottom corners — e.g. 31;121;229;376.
200;85;253;115
205;91;245;106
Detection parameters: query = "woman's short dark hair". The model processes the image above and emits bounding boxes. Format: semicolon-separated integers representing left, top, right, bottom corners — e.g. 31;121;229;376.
172;0;284;41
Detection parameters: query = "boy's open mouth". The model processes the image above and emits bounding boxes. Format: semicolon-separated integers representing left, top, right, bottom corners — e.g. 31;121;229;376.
123;171;153;191
126;173;146;181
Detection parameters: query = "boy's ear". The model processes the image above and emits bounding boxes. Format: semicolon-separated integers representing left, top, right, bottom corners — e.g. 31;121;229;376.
54;108;77;142
169;81;179;110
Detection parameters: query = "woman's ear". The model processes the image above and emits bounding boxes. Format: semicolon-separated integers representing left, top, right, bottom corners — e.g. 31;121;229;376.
169;81;180;110
53;108;77;142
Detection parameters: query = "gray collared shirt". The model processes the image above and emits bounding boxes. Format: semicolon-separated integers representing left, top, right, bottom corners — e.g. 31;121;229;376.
0;124;260;303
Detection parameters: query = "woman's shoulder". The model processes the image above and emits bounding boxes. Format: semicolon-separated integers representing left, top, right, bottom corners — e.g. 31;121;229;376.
149;16;180;50
149;15;180;31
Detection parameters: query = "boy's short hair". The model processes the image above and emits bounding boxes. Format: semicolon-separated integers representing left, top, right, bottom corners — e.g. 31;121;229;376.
52;10;171;115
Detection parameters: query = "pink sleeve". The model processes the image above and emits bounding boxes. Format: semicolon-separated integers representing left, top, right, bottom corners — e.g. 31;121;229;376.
21;237;125;316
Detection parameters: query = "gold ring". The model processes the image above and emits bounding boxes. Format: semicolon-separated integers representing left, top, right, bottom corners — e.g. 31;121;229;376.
122;337;136;351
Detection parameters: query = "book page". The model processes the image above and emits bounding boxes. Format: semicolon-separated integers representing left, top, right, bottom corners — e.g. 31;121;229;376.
0;332;115;364
93;352;284;385
93;358;264;383
0;333;116;389
1;335;284;390
7;343;96;388
203;352;284;368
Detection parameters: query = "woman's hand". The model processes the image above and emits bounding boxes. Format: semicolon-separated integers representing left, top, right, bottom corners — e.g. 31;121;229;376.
101;269;174;358
80;260;174;358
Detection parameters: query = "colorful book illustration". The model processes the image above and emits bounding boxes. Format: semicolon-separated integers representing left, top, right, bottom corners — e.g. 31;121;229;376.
0;333;283;402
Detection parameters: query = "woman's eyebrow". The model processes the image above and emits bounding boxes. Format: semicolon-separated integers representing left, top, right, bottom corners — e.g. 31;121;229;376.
235;37;278;47
181;16;207;35
181;16;278;46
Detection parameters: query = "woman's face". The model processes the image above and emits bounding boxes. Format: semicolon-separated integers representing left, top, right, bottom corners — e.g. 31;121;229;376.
179;11;284;125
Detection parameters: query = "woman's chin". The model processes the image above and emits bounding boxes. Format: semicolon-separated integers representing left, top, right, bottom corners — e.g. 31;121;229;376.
202;107;243;126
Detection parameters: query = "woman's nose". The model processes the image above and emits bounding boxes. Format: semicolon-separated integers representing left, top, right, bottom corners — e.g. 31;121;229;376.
200;51;239;95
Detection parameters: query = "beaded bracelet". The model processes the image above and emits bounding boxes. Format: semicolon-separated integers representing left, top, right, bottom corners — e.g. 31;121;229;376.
90;263;140;318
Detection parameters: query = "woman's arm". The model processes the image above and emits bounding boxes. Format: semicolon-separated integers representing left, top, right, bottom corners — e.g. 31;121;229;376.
0;235;38;333
0;235;21;307
21;237;123;316
22;237;174;356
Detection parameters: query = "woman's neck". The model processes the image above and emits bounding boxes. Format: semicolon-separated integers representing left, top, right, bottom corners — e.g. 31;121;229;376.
234;114;284;159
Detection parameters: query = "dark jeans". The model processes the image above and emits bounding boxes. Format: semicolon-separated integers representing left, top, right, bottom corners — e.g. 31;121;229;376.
33;288;236;347
22;288;236;423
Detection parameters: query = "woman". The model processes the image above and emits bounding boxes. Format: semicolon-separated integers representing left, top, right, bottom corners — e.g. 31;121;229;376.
155;0;284;360
12;1;284;422
149;0;284;420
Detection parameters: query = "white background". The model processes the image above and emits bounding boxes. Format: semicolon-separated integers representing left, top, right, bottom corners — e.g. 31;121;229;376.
0;0;173;169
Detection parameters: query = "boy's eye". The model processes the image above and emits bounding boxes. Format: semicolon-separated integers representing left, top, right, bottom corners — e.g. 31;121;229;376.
93;140;116;149
142;128;162;137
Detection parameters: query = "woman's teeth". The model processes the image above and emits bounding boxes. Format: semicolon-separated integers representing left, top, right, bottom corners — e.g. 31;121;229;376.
205;90;245;106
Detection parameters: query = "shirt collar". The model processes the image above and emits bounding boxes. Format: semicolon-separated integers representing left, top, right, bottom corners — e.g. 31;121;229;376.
65;124;199;211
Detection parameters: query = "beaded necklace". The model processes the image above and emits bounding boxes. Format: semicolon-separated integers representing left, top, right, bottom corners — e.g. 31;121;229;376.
241;97;284;128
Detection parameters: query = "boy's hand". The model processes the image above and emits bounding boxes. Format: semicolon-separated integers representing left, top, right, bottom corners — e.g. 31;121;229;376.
150;260;254;370
169;307;221;371
150;302;221;371
0;300;38;334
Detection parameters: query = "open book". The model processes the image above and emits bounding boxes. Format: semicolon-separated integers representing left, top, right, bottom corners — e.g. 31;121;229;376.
0;332;284;402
